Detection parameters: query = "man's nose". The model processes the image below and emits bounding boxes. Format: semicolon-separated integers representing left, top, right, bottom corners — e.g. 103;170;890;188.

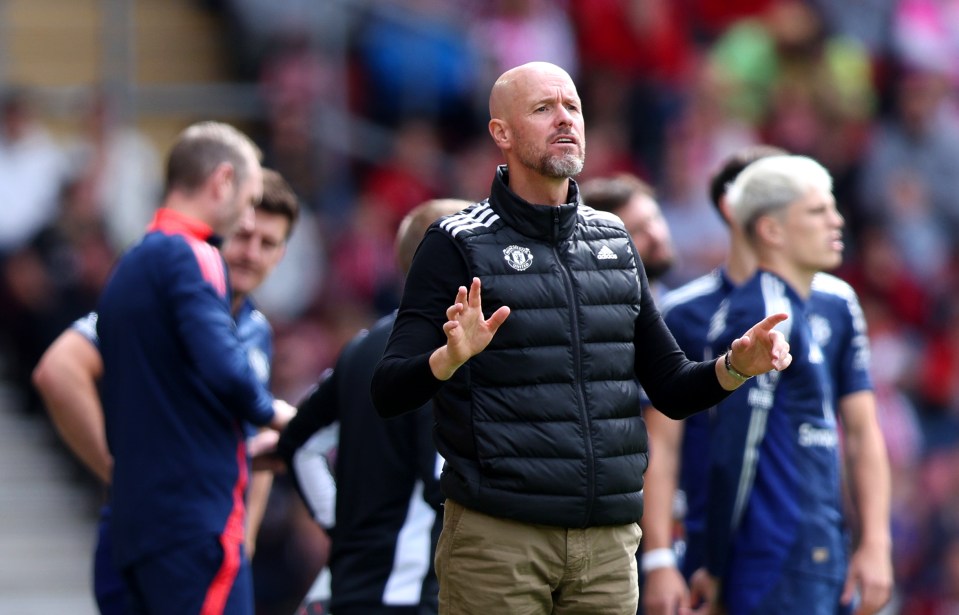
238;204;255;233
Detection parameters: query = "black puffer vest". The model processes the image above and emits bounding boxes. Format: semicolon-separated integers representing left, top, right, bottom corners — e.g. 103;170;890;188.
433;166;649;527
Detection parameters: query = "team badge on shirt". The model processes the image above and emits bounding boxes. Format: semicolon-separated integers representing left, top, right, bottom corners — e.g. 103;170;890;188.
248;347;270;385
503;245;533;271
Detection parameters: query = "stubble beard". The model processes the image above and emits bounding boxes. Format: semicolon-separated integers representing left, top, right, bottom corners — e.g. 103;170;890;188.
541;152;585;178
518;141;585;179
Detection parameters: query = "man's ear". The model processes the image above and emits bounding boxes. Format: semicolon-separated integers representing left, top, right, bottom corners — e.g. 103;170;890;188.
488;119;510;149
209;162;235;201
754;214;784;247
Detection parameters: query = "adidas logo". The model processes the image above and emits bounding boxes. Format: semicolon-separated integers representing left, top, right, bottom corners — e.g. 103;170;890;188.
596;245;617;260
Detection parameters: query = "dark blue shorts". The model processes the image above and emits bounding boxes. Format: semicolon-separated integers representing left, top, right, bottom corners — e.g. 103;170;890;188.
123;535;252;615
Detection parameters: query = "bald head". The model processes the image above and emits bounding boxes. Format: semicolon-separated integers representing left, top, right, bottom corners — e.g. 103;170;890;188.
489;62;575;121
395;199;472;275
489;62;576;119
487;62;585;192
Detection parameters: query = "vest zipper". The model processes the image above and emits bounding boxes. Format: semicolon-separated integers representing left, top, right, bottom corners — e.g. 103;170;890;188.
553;209;595;526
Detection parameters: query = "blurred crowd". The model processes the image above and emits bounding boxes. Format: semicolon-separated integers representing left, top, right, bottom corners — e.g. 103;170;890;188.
2;0;959;612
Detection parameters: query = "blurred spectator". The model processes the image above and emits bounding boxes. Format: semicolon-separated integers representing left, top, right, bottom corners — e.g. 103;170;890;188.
360;118;446;231
257;35;357;223
708;0;875;131
810;0;898;58
840;225;932;332
355;0;481;134
469;0;579;86
218;0;355;79
449;135;504;203
893;0;959;87
879;170;952;285
917;306;959;422
570;0;697;178
0;91;74;407
858;67;959;242
0;89;70;254
63;91;162;253
683;0;774;43
655;61;757;285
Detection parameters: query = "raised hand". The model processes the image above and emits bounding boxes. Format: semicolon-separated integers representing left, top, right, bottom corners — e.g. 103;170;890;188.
430;277;511;381
727;313;792;377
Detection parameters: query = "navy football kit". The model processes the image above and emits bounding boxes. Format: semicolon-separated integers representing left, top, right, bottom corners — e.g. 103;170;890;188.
97;208;275;614
659;268;872;614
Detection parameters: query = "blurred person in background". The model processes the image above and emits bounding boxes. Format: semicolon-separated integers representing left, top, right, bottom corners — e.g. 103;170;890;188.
579;172;675;299
0;89;70;255
277;198;470;615
32;168;301;614
641;147;892;615
96;122;296;615
63;91;163;254
0;88;72;407
685;154;891;615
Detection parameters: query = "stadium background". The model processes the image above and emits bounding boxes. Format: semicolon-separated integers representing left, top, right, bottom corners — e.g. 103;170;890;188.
0;0;956;612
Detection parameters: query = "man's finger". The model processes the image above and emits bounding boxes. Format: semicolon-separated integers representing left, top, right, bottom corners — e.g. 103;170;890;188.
756;312;788;331
486;305;511;331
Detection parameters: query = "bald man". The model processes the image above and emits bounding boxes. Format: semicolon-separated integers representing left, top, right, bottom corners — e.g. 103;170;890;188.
371;62;793;615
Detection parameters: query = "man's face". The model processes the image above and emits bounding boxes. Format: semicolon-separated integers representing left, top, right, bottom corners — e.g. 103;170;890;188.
619;193;675;281
222;209;289;297
510;71;586;178
780;186;844;274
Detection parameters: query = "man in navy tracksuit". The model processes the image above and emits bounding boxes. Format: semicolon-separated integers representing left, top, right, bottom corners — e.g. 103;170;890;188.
97;122;295;614
33;168;301;615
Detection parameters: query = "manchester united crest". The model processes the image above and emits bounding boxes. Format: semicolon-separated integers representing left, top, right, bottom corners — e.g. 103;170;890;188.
503;245;533;271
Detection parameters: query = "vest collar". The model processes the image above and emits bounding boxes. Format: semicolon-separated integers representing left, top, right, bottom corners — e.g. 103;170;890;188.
489;165;580;242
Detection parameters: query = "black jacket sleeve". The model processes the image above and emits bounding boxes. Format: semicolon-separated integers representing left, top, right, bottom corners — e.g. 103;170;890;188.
632;260;730;418
371;231;470;418
276;368;339;468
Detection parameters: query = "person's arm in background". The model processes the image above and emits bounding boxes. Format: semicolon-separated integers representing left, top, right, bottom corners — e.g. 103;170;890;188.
831;287;893;615
165;243;288;429
641;408;690;615
696;368;773;612
291;427;339;530
839;395;893;613
32;327;111;484
245;433;277;558
277;367;341;529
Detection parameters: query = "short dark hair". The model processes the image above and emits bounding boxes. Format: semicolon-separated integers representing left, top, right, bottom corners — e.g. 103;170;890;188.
164;121;262;197
708;145;788;213
259;168;300;239
579;173;655;214
395;199;471;275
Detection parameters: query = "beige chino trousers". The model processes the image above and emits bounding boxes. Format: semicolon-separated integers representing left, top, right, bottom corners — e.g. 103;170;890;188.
436;498;642;614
